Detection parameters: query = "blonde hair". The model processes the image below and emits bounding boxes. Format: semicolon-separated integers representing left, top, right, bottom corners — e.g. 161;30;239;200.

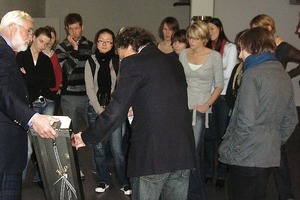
249;14;276;36
0;10;32;31
186;20;210;46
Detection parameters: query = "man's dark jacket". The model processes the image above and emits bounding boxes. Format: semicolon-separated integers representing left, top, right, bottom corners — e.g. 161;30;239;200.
82;44;196;177
0;36;35;172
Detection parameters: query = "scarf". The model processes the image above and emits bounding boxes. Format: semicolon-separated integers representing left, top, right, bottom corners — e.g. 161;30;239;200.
95;48;115;106
244;52;277;71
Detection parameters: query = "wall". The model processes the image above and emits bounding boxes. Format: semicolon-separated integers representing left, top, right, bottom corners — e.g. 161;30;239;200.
45;0;190;42
0;0;45;18
214;0;300;105
1;0;299;105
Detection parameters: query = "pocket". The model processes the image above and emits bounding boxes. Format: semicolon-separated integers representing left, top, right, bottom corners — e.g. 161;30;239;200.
141;174;165;182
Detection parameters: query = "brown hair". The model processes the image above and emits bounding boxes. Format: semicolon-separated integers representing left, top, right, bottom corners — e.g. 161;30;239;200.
158;16;179;40
171;29;187;45
238;27;276;55
115;27;156;52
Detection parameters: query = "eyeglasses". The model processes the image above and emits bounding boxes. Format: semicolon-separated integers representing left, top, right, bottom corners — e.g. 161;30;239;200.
97;40;113;45
15;23;34;36
186;35;200;41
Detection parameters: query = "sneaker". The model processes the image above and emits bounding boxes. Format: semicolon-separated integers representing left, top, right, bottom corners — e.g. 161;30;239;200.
121;185;132;195
95;183;109;193
80;170;85;180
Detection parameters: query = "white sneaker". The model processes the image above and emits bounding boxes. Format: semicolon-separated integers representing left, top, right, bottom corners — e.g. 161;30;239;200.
120;185;132;195
95;183;109;193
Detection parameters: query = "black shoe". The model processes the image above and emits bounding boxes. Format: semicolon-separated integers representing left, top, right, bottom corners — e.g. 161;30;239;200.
205;177;212;184
215;179;225;189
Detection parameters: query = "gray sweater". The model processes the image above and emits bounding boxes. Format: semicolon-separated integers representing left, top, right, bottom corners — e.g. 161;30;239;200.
179;49;224;109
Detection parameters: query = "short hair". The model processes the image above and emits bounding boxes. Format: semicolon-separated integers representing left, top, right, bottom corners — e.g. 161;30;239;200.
171;29;187;45
234;29;249;53
249;14;276;36
158;16;179;40
186;20;210;46
0;10;32;31
64;13;83;28
238;27;276;55
115;27;156;52
33;26;51;39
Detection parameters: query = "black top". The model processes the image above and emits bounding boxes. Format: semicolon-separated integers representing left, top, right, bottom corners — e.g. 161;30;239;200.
16;48;55;103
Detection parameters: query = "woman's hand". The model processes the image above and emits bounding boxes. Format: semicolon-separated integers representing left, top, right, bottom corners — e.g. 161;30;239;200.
195;104;210;113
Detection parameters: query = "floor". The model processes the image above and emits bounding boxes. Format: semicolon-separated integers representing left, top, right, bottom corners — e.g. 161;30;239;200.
22;108;300;200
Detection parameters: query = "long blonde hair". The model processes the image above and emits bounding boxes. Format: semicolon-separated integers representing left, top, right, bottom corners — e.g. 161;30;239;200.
249;14;276;36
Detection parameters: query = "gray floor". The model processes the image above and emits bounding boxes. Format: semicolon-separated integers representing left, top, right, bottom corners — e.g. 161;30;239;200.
22;108;300;200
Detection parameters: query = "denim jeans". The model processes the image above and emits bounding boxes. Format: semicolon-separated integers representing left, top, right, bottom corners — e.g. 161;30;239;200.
228;165;273;200
131;170;190;200
32;98;55;115
88;104;129;187
22;98;55;182
60;95;89;132
204;95;229;180
188;111;206;200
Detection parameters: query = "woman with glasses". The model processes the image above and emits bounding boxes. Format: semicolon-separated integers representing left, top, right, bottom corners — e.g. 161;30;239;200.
84;28;131;195
179;20;224;200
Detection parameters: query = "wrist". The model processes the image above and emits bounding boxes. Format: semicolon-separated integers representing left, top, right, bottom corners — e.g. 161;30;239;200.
206;102;212;108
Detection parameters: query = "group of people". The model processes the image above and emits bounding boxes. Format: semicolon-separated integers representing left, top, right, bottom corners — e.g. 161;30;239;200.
0;9;299;200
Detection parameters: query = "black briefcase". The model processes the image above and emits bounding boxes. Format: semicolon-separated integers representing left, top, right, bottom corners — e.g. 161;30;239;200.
29;116;84;200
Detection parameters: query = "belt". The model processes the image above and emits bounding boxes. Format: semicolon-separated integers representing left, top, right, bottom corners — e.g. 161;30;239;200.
38;96;45;103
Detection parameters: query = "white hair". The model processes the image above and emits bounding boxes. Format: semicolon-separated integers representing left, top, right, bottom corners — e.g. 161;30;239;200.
0;10;33;31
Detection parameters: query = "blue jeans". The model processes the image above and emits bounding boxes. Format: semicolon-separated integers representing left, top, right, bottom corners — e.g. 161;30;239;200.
32;98;55;115
88;105;129;187
131;170;190;200
23;98;55;182
188;111;206;200
60;95;89;132
204;95;229;180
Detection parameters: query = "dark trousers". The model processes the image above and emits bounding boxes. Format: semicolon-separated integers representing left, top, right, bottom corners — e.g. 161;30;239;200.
0;172;22;200
227;165;273;200
274;145;294;200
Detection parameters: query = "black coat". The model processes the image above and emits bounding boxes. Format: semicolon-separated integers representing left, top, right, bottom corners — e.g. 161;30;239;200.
0;36;36;172
82;44;196;177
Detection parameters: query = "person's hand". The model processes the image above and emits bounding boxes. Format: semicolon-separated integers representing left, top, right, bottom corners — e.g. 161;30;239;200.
20;67;26;74
71;132;86;150
67;35;78;50
195;104;210;113
97;107;105;115
128;107;134;117
31;113;59;139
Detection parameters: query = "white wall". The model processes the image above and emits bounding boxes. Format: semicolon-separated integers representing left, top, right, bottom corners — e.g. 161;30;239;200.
44;0;300;105
45;0;190;42
214;0;300;105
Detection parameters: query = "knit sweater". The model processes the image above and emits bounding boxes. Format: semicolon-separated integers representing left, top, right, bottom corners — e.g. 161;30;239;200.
55;36;93;96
